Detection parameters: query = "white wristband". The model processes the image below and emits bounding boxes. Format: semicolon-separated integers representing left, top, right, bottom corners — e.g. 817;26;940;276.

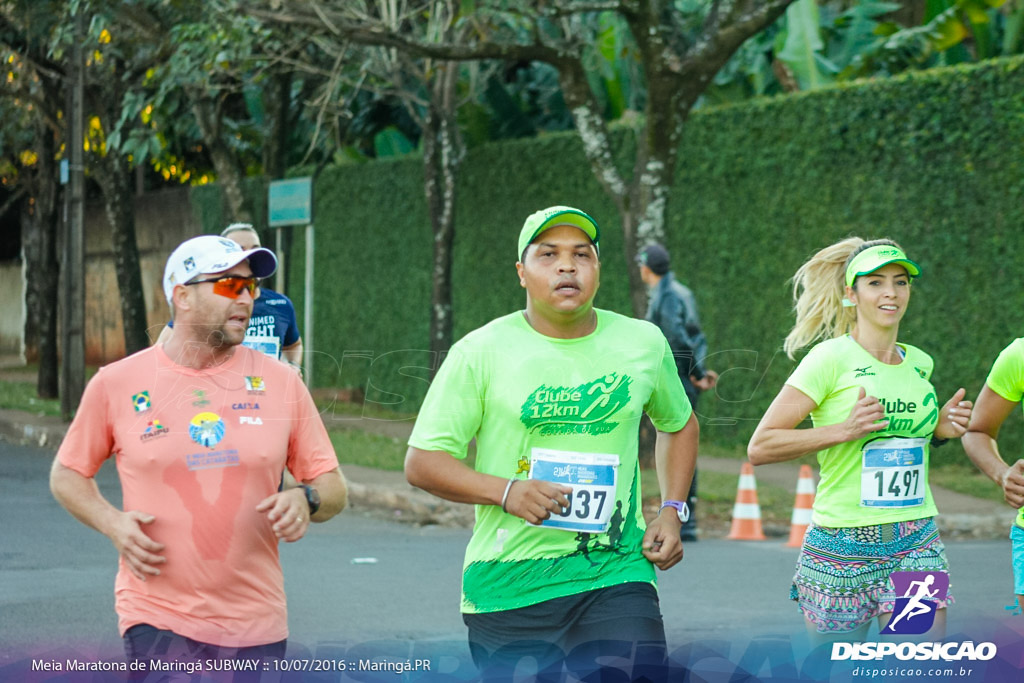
500;478;516;513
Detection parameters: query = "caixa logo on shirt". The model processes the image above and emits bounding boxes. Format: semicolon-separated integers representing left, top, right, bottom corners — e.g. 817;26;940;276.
520;373;632;436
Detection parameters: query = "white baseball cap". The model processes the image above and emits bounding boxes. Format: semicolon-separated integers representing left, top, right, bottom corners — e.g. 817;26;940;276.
163;235;278;304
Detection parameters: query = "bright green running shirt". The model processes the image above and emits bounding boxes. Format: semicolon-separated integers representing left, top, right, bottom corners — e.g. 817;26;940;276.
785;335;940;528
983;337;1024;528
408;309;692;614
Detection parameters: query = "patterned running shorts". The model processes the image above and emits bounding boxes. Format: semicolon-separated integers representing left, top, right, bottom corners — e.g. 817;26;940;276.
790;517;953;633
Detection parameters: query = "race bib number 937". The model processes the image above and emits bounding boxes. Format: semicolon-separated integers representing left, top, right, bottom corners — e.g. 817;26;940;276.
529;448;620;533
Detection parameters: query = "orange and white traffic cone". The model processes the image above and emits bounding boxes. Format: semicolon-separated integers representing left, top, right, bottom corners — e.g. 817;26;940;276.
786;464;816;547
727;462;767;541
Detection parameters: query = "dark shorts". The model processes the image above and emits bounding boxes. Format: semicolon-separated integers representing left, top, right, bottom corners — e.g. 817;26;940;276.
463;582;666;680
123;624;286;682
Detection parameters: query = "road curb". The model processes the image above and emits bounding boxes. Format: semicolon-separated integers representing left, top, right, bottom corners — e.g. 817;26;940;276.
937;513;1011;540
346;481;475;527
0;410;67;450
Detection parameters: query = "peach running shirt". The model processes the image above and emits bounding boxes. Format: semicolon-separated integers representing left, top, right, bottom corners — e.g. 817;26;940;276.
57;345;338;647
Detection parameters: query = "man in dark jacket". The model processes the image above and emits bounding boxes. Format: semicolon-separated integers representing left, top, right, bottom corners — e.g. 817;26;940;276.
638;243;717;541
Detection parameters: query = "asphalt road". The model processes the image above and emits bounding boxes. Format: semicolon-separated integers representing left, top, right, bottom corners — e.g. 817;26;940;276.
3;439;1023;681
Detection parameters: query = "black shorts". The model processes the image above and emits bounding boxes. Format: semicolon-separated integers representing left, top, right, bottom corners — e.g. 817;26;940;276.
463;582;666;680
123;624;285;682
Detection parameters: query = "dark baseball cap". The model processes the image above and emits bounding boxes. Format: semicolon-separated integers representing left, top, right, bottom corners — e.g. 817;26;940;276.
637;244;670;275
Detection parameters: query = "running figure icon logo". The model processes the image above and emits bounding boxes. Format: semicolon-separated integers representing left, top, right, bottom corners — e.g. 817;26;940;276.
882;571;949;635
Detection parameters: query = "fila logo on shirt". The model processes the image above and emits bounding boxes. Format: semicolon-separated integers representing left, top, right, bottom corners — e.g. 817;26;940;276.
239;416;263;425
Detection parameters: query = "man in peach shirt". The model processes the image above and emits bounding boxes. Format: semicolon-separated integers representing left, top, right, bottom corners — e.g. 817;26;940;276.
50;235;346;666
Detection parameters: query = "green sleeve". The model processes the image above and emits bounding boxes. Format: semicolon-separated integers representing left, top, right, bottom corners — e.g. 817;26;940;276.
986;338;1024;403
645;337;693;432
785;342;834;406
408;345;484;459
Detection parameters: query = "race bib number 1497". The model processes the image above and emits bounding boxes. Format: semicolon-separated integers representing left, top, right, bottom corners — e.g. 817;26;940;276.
860;437;927;508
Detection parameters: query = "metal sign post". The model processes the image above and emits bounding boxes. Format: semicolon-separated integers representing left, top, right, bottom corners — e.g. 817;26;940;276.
268;178;313;385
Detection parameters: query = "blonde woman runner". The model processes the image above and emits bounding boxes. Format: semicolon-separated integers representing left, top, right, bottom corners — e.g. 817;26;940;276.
748;238;972;640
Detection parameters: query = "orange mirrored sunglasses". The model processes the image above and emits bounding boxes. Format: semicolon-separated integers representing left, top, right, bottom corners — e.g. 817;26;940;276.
185;275;261;299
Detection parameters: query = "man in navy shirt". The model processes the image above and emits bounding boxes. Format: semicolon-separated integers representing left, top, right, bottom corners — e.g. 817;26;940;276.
157;224;304;374
219;224;303;371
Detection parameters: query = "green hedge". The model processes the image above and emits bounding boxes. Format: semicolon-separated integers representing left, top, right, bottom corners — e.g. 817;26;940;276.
191;55;1024;458
674;56;1024;456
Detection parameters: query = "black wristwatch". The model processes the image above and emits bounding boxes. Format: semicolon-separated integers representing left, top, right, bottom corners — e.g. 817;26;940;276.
299;484;321;515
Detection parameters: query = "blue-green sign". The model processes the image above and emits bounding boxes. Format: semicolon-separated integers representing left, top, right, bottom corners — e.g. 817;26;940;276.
268;178;312;226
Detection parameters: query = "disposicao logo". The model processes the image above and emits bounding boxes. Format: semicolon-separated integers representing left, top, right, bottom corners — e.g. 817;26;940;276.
831;641;996;662
882;571;948;635
829;570;995;664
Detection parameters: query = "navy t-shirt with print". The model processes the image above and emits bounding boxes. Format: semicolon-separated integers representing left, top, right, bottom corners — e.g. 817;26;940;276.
243;288;300;359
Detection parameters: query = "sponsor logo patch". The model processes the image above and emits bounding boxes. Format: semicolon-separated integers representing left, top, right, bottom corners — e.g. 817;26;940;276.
140;418;170;442
186;449;240;471
132;391;151;413
189;411;226;448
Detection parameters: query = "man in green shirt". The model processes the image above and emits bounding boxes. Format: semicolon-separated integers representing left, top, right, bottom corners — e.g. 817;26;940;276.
406;206;698;677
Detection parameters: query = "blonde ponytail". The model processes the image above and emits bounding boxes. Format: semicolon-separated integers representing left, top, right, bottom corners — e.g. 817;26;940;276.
783;237;906;358
784;238;863;358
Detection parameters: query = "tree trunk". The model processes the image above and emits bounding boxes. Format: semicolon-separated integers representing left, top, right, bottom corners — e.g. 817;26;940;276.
21;113;61;398
93;155;150;355
423;75;462;377
21;187;60;399
263;71;292;180
193;96;251;223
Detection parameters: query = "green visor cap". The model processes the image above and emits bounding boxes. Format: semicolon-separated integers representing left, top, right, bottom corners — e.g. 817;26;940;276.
845;244;922;288
518;206;600;259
